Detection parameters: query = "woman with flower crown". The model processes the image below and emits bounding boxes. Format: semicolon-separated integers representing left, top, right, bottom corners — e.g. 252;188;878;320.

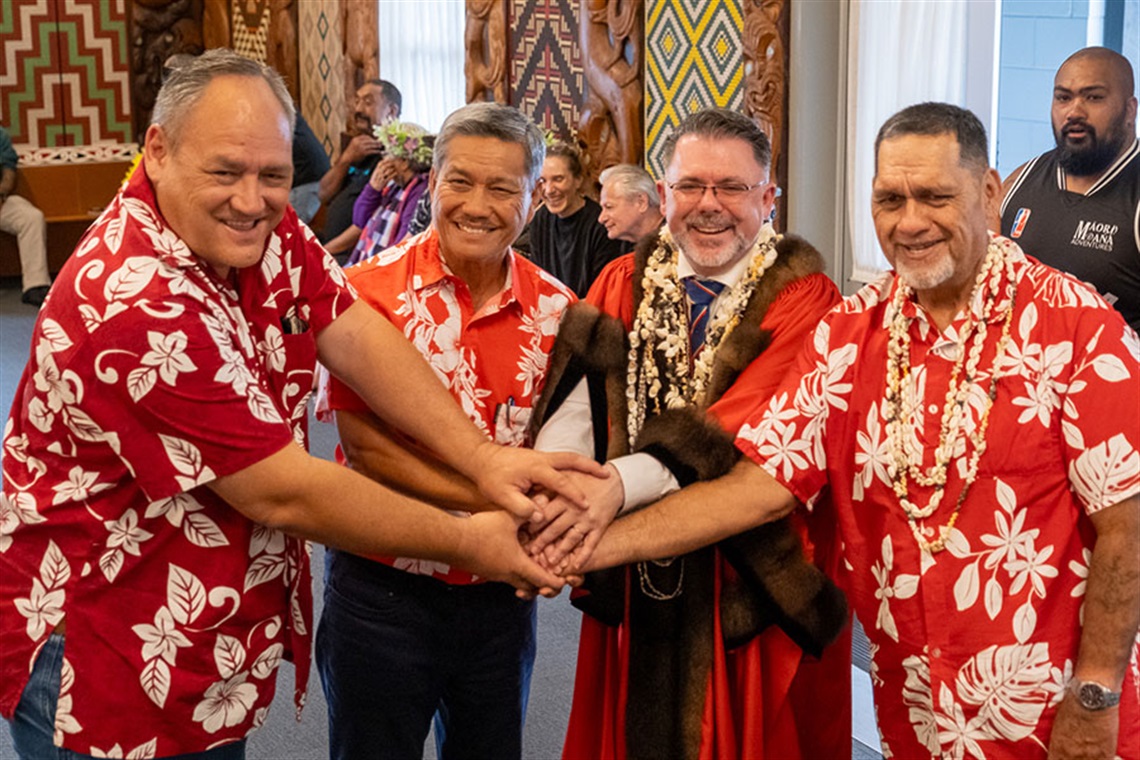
345;121;433;267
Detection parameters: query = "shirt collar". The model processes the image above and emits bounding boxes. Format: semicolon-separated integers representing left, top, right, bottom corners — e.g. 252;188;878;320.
411;229;522;312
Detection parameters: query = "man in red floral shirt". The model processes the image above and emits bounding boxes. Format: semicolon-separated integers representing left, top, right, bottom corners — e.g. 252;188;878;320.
316;101;578;760
566;103;1140;759
0;51;597;759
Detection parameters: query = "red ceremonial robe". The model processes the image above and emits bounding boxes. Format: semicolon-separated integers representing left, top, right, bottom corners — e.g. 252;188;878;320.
561;253;852;760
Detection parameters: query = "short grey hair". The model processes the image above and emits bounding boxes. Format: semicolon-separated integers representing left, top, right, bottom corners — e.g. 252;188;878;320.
874;102;989;172
599;164;660;210
152;48;295;148
661;108;771;173
433;102;546;190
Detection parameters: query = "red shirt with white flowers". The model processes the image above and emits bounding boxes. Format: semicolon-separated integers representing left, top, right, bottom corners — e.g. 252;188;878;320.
322;228;574;584
0;162;355;756
736;237;1140;759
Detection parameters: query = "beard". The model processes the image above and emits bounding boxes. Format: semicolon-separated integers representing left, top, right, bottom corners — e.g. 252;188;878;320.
1054;119;1129;176
895;251;956;292
673;212;753;273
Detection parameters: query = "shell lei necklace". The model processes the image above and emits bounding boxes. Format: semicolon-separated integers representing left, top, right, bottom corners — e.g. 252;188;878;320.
884;239;1016;553
625;225;778;599
626;224;779;447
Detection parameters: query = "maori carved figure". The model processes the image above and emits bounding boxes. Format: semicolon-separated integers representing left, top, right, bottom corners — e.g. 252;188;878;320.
267;0;299;100
343;0;379;99
742;0;787;207
465;0;507;103
130;0;204;142
579;0;644;187
202;0;230;49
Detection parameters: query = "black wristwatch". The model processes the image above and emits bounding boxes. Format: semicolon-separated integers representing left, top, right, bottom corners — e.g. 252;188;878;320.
1069;679;1121;711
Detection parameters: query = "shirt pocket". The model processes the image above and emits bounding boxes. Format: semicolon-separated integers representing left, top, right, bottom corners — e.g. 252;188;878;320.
493;402;533;447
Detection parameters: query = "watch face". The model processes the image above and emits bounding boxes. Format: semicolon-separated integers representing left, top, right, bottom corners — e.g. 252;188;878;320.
1079;682;1107;709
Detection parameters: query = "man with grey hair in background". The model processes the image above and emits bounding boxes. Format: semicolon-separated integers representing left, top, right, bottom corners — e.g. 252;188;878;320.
0;50;597;759
315;101;577;759
597;163;664;244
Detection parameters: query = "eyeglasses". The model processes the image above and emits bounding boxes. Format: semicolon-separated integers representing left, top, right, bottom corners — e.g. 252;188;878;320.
666;181;766;201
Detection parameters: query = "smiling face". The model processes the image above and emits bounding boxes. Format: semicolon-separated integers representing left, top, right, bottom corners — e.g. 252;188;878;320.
352;82;398;133
598;181;650;242
1051;54;1138;177
662;134;775;277
871;133;1000;308
430;135;540;273
540;155;585;218
145;75;293;279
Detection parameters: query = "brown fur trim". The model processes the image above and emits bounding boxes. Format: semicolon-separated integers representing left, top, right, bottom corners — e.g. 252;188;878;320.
632;408;739;485
526;302;627;442
721;520;849;658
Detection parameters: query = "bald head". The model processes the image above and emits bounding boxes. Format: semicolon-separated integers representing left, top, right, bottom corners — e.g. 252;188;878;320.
1060;47;1135;95
1052;47;1138;177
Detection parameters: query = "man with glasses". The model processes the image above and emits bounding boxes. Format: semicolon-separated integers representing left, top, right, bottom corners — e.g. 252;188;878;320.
527;108;850;759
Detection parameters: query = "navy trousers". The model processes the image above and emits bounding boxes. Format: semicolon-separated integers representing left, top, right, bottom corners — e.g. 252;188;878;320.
315;550;537;760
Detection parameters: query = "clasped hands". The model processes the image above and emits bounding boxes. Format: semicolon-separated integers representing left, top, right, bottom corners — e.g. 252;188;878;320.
464;443;623;597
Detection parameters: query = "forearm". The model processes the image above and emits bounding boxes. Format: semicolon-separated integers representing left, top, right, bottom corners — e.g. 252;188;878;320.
323;224;362;255
211;443;469;563
337;409;492;512
0;167;15;197
583;458;797;571
1073;495;1140;689
317;161;351;204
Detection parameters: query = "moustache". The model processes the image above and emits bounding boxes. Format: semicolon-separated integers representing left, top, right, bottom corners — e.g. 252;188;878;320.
685;212;733;228
1062;121;1096;138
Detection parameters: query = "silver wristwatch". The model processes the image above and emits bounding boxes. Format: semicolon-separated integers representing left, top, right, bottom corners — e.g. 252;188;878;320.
1069;679;1121;711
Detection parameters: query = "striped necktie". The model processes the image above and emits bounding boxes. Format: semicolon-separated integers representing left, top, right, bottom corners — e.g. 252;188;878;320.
684;277;726;351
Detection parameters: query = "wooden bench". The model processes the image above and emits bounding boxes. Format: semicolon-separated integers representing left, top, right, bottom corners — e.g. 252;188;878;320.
0;161;131;278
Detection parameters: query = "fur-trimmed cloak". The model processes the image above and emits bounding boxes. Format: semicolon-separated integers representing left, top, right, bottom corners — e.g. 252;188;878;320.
535;231;852;760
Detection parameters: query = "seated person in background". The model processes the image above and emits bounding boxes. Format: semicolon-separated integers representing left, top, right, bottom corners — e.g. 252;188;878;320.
319;79;401;255
405;187;433;237
0;125;50;307
290;113;331;225
528;141;627;297
344;121;432;267
597;163;664;244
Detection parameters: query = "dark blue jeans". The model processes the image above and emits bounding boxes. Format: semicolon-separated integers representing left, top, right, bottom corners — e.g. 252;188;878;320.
8;633;246;759
316;550;537;760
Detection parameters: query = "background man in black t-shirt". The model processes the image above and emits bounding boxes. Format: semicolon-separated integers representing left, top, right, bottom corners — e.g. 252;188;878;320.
1000;47;1139;329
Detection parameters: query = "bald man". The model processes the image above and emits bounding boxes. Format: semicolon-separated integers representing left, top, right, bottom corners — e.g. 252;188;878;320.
1000;47;1140;330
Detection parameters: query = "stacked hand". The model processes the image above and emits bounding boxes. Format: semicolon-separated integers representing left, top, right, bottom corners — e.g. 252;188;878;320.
462;445;619;597
522;465;623;573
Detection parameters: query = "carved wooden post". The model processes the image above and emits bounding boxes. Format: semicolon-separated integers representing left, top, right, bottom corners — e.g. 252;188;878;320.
578;0;644;189
129;0;205;143
267;0;299;101
465;0;508;103
742;0;789;227
342;0;379;99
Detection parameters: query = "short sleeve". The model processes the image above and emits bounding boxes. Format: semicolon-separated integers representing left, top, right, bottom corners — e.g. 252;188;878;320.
735;314;844;507
1061;314;1140;513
